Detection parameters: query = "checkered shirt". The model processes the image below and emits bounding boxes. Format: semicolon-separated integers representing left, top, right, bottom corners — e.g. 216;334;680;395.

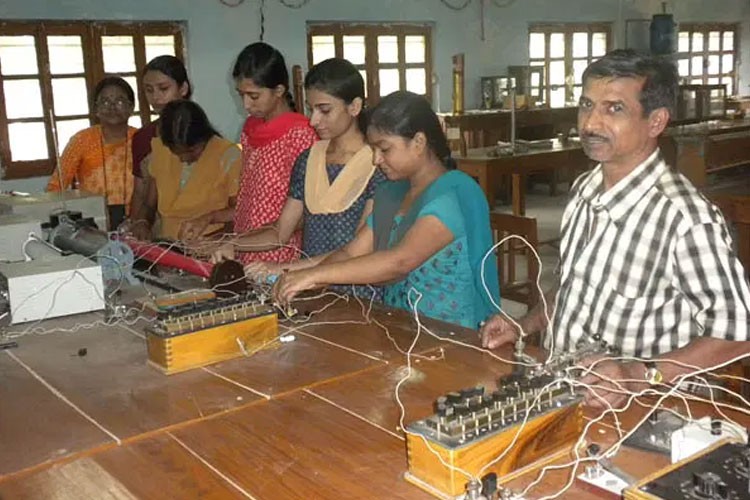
550;149;750;357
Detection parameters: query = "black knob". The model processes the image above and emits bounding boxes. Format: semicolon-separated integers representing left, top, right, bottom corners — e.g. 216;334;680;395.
711;420;722;436
522;377;536;389
481;472;498;496
648;409;660;424
436;404;449;417
468;400;482;413
454;405;470;417
536;374;554;388
740;450;750;472
693;472;722;498
716;480;729;500
499;373;521;387
446;392;462;404
586;443;601;458
459;387;474;399
492;390;506;402
505;385;520;397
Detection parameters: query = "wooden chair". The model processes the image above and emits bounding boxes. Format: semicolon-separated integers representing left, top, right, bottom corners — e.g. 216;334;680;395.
490;212;540;310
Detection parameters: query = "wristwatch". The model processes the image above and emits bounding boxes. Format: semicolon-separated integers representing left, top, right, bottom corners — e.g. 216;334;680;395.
644;361;663;385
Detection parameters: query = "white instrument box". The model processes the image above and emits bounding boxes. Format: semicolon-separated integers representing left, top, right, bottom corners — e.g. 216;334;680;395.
0;254;105;324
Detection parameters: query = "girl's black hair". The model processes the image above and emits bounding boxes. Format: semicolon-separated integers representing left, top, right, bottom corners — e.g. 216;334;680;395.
143;55;192;99
93;76;135;107
232;42;294;109
368;91;455;169
304;57;367;134
159;100;220;149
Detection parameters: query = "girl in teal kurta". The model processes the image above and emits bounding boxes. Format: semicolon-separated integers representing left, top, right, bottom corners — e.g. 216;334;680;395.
273;91;499;328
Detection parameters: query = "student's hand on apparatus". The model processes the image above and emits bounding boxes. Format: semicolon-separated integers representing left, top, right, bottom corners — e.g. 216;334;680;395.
479;314;520;349
121;218;152;241
244;261;282;283
577;355;640;411
273;269;317;305
210;241;236;264
178;215;211;242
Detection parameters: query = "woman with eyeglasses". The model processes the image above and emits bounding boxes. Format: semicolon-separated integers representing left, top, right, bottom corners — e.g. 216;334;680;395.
47;76;136;230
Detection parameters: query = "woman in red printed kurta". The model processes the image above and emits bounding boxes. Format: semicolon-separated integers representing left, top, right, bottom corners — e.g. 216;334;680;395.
218;42;317;264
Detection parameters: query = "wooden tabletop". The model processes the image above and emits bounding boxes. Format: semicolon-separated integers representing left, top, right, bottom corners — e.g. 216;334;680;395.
454;137;589;215
0;298;746;499
666;117;750;138
454;138;583;163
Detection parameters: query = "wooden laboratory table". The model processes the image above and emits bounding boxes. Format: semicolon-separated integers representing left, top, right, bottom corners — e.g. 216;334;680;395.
455;138;589;215
0;298;747;499
440;107;579;150
663;118;750;187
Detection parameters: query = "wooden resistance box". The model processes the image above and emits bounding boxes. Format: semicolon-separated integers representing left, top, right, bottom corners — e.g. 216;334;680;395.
405;376;584;498
145;291;278;375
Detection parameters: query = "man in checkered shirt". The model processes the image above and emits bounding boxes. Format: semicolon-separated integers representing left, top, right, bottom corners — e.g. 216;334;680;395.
481;50;750;409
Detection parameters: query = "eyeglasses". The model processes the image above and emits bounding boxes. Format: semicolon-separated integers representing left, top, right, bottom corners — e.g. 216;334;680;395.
96;97;132;109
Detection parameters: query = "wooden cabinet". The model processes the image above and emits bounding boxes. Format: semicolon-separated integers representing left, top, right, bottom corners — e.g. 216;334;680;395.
440;107;578;151
662;118;750;187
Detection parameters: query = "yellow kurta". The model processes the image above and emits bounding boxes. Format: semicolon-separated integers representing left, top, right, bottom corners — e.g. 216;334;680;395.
148;135;241;240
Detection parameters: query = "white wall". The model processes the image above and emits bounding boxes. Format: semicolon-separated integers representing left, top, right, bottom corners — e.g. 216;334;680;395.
2;0;749;191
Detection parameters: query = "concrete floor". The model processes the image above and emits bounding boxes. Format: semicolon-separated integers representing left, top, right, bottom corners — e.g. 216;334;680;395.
491;181;568;318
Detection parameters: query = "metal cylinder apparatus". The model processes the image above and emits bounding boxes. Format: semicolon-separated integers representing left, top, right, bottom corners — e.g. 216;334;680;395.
49;223;109;257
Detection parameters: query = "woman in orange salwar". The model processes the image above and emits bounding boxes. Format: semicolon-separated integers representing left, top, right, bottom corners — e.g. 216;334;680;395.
47;76;136;230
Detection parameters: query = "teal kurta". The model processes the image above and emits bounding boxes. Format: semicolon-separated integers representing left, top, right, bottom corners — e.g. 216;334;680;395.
369;170;500;327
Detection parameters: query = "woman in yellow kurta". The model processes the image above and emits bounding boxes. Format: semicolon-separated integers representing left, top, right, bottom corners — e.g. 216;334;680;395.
139;100;240;240
47;76;136;230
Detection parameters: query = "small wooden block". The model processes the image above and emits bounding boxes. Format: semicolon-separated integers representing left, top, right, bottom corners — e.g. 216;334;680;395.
146;312;278;375
405;403;583;497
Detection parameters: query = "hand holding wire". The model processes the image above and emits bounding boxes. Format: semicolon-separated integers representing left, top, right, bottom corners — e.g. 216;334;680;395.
479;314;520;349
577;356;642;410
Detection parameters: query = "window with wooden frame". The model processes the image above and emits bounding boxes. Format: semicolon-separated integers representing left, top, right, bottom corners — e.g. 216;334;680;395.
528;23;612;108
677;23;738;95
307;23;433;106
0;21;184;179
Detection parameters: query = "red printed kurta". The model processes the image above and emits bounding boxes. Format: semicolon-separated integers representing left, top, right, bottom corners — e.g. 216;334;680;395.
233;113;317;264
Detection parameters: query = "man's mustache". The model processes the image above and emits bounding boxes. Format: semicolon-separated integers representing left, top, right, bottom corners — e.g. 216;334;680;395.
581;132;609;142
